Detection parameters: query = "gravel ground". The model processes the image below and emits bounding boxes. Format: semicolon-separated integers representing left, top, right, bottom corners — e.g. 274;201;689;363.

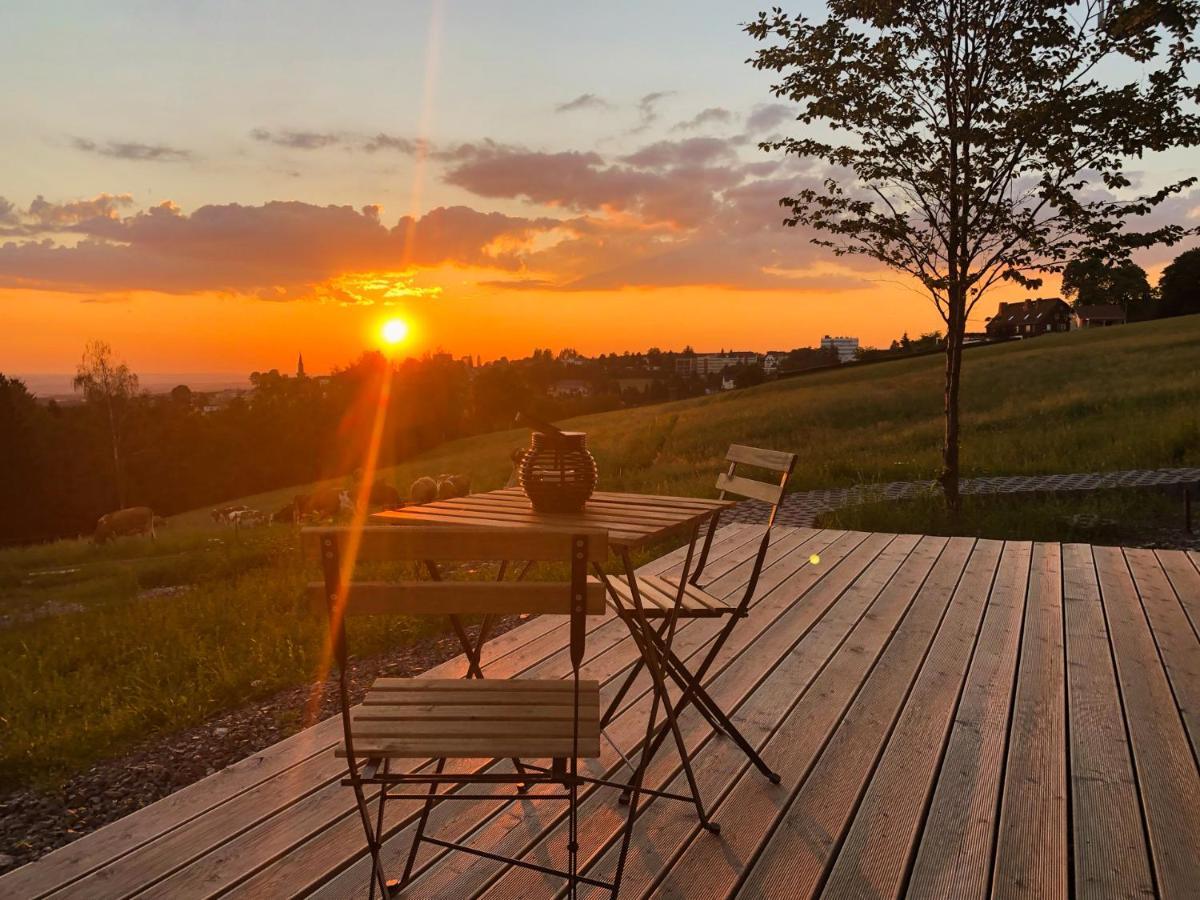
0;615;526;875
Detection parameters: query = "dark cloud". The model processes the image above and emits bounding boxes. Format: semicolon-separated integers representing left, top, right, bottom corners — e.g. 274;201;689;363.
621;137;739;169
443;146;650;209
441;137;767;226
250;129;340;150
673;107;733;131
0;197;17;225
555;93;610;113
72;138;191;162
745;104;796;134
362;133;425;154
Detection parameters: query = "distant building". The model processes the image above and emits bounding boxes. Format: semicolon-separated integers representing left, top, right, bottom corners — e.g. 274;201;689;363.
548;379;591;398
1074;303;1126;329
985;298;1073;339
674;351;759;376
820;335;860;363
296;352;305;378
761;352;785;375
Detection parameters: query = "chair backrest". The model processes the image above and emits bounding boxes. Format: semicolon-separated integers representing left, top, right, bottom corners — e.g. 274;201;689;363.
714;444;796;527
306;526;607;619
308;525;608;671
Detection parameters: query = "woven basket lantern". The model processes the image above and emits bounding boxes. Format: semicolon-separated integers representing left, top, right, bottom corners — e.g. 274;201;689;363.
518;431;598;513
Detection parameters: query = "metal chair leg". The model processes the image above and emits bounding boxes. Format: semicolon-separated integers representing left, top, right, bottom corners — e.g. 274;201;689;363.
349;775;393;900
401;757;444;889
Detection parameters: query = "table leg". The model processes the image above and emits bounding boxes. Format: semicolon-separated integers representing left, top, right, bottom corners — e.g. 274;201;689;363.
689;509;722;585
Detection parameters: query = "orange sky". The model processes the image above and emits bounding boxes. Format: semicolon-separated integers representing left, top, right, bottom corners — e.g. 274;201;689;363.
0;278;944;375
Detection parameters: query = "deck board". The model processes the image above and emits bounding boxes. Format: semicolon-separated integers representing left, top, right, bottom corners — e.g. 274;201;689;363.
819;538;1001;900
991;541;1068;900
1095;546;1200;898
904;540;1033;900
3;531;1199;900
1061;543;1155;900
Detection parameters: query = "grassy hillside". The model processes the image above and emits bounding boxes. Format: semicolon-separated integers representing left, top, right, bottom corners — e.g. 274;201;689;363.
177;313;1200;526
3;315;1198;788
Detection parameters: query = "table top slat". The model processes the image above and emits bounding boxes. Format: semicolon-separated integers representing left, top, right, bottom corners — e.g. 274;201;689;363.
371;488;733;549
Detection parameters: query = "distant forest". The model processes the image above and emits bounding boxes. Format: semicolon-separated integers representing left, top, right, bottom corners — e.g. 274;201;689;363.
0;348;724;544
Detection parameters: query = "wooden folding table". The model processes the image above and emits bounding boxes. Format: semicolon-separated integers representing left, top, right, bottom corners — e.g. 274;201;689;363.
371;488;777;831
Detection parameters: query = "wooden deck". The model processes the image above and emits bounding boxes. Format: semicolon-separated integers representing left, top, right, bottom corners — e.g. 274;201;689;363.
4;526;1199;899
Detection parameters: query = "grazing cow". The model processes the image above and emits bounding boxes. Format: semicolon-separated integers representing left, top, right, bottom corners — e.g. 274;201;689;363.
409;476;438;505
94;506;157;544
297;487;351;521
211;505;249;525
367;480;402;509
229;508;269;528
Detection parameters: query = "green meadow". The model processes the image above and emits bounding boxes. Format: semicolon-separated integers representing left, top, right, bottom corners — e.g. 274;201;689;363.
2;315;1198;788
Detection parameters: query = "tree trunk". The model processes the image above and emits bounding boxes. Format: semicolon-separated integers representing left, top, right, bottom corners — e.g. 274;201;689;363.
939;297;966;513
107;396;125;509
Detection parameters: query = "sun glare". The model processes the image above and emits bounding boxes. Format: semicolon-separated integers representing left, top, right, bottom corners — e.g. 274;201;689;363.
380;318;409;346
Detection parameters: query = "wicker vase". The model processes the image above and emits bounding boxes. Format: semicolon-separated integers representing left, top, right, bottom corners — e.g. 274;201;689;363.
519;431;598;513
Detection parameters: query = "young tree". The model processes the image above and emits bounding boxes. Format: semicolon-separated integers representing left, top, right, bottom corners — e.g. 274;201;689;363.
1061;252;1153;312
74;340;140;508
1158;246;1200;317
748;0;1199;509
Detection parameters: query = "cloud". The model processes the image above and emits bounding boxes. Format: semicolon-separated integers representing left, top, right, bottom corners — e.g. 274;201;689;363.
72;138;191;162
362;133;424;154
629;90;674;134
442;138;756;227
0;200;559;296
250;129;340;150
1;115;912;299
621;137;739;169
673;107;733;131
27;193;134;227
745;103;796;134
475;277;559;291
555;93;610;113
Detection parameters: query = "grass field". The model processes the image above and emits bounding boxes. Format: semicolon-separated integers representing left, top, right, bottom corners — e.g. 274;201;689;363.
2;314;1199;789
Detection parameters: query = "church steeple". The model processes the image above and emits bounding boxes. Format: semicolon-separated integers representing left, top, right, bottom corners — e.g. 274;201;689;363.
297;352;305;378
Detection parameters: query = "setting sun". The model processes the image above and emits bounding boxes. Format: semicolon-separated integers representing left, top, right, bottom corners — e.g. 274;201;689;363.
380;318;410;346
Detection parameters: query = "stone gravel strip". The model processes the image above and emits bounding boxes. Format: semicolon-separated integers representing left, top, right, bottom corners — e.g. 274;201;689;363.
724;466;1200;527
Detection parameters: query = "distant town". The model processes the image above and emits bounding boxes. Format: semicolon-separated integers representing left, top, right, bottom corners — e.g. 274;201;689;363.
18;292;1142;415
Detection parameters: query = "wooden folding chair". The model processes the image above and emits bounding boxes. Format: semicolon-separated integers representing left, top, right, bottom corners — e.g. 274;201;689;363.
309;525;630;898
599;444;796;799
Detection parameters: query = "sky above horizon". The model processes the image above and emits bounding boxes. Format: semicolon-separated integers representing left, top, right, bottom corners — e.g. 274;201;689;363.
2;1;1197;377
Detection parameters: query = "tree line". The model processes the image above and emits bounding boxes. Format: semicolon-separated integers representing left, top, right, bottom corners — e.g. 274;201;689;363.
0;347;633;544
1062;248;1200;319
